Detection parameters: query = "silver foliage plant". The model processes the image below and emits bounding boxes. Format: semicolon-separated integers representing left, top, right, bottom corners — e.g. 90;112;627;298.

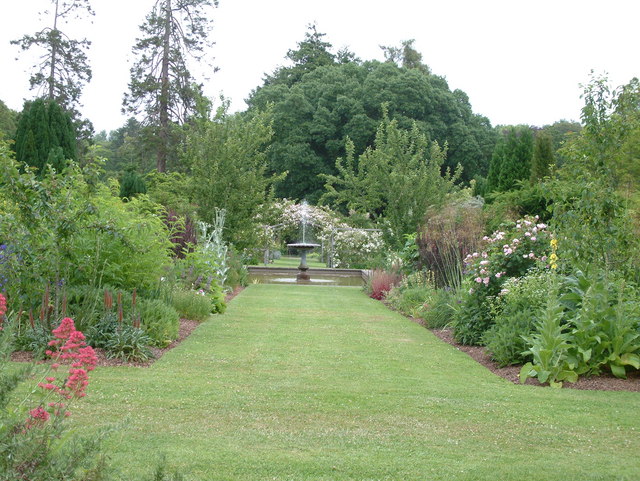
197;208;228;288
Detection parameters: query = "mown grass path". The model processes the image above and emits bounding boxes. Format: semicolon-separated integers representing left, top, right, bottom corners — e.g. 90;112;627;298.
77;285;639;480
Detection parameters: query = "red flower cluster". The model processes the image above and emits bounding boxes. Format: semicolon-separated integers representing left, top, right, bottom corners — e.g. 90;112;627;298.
39;317;98;400
24;406;50;430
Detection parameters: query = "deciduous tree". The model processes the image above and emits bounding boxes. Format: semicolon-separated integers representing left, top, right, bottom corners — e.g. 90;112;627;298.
321;112;461;247
186;106;283;250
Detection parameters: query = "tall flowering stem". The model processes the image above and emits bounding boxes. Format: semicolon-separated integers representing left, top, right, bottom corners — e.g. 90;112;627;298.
23;317;99;429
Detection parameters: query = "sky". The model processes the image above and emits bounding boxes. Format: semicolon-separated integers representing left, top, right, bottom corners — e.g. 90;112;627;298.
0;0;638;134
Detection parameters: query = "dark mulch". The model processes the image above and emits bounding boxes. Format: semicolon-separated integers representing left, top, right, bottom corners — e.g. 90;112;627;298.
10;286;246;369
429;327;640;392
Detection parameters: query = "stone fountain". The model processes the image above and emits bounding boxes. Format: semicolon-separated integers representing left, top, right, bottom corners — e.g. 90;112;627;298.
287;202;319;282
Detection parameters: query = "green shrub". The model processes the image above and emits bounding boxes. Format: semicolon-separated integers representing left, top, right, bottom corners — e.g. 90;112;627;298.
85;312;120;349
225;248;249;289
484;308;536;367
385;271;436;317
65;285;142;333
172;290;214;322
0;146;173;310
104;325;154;363
420;288;457;329
119;167;147;200
483;271;552;366
138;298;179;347
13;324;51;359
454;215;552;345
560;270;640;378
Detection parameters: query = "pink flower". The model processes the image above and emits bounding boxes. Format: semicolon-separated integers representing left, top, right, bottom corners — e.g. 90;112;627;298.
38;382;57;391
30;407;50;420
528;252;535;259
52;317;76;341
495;272;502;278
483;277;490;285
531;237;537;242
475;277;483;283
0;294;6;317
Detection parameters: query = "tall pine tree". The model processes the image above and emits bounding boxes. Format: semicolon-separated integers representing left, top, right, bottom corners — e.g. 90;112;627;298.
123;0;217;173
11;0;93;115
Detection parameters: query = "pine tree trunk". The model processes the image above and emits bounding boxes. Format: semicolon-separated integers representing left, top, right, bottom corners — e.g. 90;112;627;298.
157;0;172;173
49;0;60;100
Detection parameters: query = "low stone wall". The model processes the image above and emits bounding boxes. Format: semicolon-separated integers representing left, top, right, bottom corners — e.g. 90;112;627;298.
248;266;369;282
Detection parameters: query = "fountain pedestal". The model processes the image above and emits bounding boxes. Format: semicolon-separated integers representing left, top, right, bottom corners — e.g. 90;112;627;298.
287;242;320;282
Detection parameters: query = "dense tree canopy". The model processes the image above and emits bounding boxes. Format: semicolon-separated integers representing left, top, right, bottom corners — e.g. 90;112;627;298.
0;100;18;140
247;30;496;202
185;106;282;249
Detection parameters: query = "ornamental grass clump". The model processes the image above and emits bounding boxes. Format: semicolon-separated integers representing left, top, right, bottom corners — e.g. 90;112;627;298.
367;269;402;300
417;204;485;289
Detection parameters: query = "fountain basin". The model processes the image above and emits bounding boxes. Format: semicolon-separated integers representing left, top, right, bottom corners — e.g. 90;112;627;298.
287;242;320;281
248;267;367;287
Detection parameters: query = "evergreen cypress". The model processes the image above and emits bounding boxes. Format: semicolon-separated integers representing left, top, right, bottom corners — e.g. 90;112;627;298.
486;126;534;193
13;98;77;174
530;131;554;182
119;167;148;200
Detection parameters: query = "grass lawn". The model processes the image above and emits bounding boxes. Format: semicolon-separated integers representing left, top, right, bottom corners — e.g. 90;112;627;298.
72;285;639;480
265;255;326;268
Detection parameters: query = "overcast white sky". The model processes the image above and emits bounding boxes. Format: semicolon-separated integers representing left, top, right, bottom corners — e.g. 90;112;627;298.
0;0;638;133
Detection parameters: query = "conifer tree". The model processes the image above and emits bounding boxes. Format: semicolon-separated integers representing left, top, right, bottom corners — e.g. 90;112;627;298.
486;126;533;193
11;0;94;114
530;131;554;182
14;98;77;173
123;0;217;173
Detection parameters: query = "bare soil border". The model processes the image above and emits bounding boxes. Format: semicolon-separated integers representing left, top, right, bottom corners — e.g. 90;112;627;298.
10;286;246;369
428;325;640;392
